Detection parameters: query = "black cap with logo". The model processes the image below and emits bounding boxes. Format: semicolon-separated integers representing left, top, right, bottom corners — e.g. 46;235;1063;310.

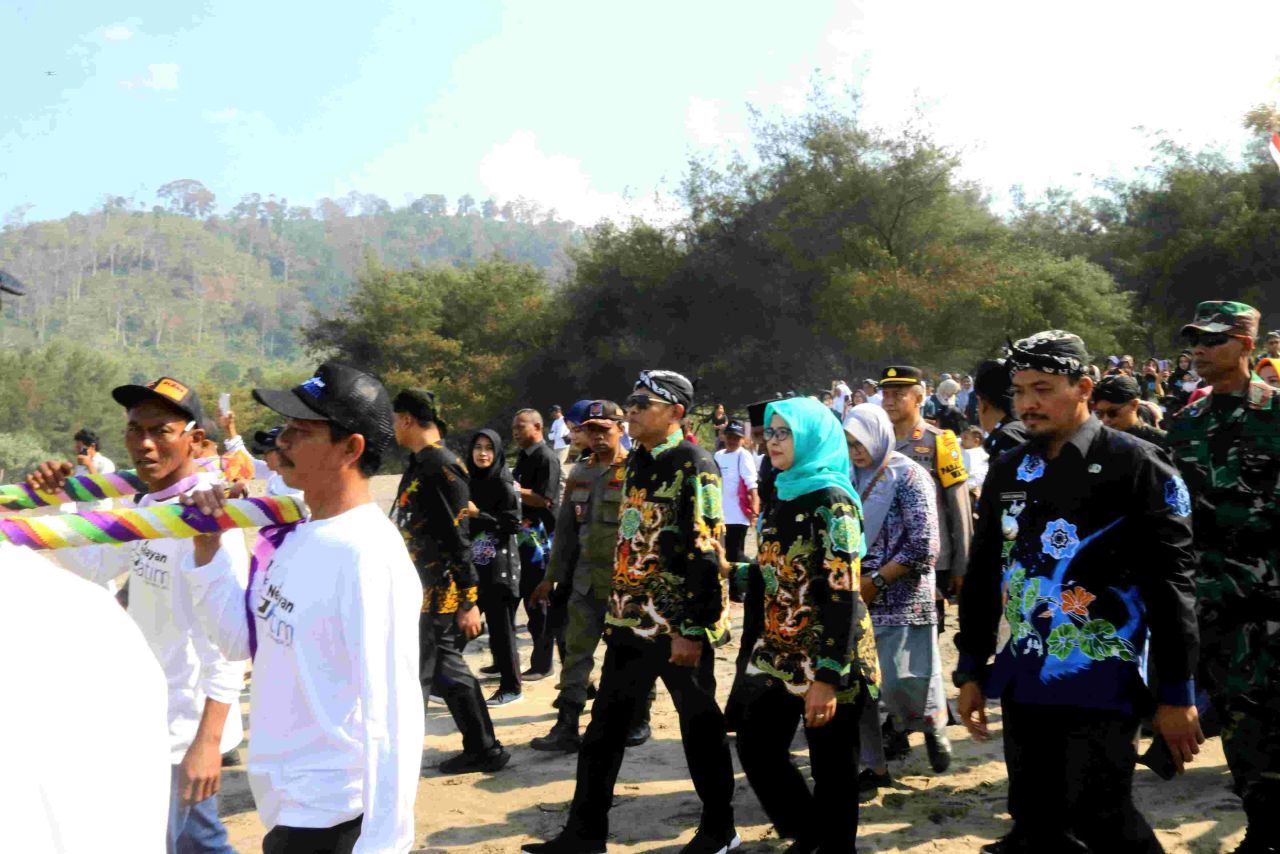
252;427;283;454
581;399;625;427
254;362;396;458
879;366;925;388
724;419;746;437
112;377;207;427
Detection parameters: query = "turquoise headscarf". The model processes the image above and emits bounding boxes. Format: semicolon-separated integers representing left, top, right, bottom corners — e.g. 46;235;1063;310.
765;398;857;504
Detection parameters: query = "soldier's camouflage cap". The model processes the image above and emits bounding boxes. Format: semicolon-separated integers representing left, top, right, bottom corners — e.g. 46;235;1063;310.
1181;301;1259;339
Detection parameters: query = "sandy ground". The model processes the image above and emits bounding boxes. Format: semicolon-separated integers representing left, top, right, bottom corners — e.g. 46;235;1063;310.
32;474;1248;852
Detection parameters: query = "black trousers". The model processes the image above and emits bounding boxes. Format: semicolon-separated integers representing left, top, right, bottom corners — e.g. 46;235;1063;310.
421;611;498;755
725;524;749;564
737;682;864;852
1002;697;1161;853
481;587;522;693
566;634;735;842
263;816;361;854
531;594;569;674
724;568;763;729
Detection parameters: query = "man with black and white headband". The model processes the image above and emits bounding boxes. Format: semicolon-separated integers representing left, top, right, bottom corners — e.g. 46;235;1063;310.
180;362;425;854
955;331;1202;854
524;370;738;854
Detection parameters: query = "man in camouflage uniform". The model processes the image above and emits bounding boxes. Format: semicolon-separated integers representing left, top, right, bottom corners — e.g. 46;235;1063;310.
1168;301;1280;854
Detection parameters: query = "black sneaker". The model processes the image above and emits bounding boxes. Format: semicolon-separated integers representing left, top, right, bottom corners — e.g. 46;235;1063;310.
522;667;554;682
437;745;512;775
678;828;741;854
883;726;911;761
858;767;891;795
521;834;606;854
487;689;524;707
925;731;952;772
479;663;502;676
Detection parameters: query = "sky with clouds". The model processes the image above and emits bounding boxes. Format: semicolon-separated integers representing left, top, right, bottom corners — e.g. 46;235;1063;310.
3;1;1279;225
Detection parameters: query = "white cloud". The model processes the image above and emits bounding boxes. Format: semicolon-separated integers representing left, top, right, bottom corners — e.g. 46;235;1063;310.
103;23;134;42
142;63;180;90
477;130;679;226
685;96;748;148
122;63;180;91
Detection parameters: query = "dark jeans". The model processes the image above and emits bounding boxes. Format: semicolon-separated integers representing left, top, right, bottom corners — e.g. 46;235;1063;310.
421;611;498;755
567;634;735;842
262;816;361;854
481;587;521;693
725;524;748;564
1002;697;1161;853
519;544;567;674
167;763;234;854
736;681;864;852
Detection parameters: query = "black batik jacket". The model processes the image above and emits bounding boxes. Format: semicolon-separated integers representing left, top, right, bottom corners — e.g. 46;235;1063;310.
391;443;478;614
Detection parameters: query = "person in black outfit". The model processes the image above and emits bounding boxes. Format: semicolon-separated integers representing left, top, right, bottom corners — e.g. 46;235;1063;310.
467;429;525;706
955;332;1202;853
1093;374;1169;451
523;370;738;854
971;358;1030;458
512;408;564;680
391;390;510;774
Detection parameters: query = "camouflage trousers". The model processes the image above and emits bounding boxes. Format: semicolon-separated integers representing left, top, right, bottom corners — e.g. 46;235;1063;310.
1211;684;1280;818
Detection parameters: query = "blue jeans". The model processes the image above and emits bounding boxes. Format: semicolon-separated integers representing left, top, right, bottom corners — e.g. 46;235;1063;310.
168;763;236;854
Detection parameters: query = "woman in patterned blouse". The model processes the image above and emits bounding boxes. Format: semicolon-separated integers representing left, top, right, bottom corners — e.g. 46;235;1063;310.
843;403;947;795
716;397;879;854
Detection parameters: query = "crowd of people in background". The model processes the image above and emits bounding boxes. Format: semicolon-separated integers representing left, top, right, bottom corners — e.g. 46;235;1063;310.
7;258;1277;854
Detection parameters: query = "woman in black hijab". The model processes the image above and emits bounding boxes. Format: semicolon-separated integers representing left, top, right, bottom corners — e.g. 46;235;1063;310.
467;429;524;705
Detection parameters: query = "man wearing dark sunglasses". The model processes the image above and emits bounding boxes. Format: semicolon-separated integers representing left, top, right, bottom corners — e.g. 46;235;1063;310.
525;370;739;854
1093;375;1168;451
1168;300;1280;853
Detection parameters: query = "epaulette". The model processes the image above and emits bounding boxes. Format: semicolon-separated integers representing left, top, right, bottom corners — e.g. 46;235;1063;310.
1247;379;1276;411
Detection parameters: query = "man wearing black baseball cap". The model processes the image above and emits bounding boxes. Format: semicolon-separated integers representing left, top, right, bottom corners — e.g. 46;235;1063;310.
29;374;249;854
217;410;303;498
1093;374;1168;451
181;362;426;854
971;359;1030;459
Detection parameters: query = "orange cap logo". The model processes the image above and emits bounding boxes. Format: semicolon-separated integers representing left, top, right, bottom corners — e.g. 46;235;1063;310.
150;378;190;402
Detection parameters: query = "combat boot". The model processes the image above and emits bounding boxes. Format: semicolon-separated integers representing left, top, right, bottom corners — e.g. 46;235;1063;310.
532;703;583;752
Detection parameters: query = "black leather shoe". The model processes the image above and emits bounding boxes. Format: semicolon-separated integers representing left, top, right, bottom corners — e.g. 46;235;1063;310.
437;744;511;775
925;731;952;772
624;721;651;747
521;833;606;854
858;767;891;796
479;663;502;676
522;667;554;682
678;828;740;854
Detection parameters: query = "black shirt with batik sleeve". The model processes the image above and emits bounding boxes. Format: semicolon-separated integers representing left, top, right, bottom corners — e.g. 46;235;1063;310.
607;430;727;642
391;443;478;615
956;417;1199;715
514;442;562;534
730;486;880;703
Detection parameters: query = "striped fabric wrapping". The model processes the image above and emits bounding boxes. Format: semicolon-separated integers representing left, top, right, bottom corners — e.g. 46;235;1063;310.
0;495;309;551
1;456;234;511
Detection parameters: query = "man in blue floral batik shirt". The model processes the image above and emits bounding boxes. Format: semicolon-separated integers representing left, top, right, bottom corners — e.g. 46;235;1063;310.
954;330;1203;854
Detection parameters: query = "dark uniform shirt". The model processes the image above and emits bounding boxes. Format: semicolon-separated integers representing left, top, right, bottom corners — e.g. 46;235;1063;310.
514;441;562;534
983;417;1030;458
607;430;726;642
1125;422;1169;452
956;417;1199;713
546;449;628;596
391;443;477;614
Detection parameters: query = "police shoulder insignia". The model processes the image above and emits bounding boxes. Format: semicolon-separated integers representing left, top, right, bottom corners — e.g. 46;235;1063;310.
936;430;968;487
911;427;924;441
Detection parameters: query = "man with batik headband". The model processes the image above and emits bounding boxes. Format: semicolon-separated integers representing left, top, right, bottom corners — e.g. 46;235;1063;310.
955;330;1203;854
878;365;971;631
27;377;248;854
524;370;739;854
392;388;510;775
1169;301;1280;854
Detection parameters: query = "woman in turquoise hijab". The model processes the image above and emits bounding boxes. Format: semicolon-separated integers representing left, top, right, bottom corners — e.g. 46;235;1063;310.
716;396;880;853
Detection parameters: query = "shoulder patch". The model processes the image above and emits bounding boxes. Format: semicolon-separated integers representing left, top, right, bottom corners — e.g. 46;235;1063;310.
1247;380;1276;411
936;430;968;487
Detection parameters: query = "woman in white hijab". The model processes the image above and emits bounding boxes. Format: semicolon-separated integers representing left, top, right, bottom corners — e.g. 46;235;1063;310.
843;403;949;794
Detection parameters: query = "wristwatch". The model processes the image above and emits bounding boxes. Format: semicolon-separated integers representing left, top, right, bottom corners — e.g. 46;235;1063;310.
871;573;889;591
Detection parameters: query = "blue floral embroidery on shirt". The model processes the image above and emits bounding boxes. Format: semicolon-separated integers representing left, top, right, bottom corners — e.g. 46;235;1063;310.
1016;454;1046;483
1164;476;1191;517
1040;519;1080;560
472;532;497;566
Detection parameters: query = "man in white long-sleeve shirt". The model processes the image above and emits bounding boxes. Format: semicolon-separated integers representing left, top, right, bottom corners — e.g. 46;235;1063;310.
28;377;247;854
182;362;424;854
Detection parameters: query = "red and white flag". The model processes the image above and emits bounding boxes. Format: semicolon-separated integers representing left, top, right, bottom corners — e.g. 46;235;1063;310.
1270;133;1280;171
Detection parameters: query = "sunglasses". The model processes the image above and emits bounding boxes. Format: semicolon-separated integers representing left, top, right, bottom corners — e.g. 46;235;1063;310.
624;393;672;411
763;426;793;442
1184;331;1234;348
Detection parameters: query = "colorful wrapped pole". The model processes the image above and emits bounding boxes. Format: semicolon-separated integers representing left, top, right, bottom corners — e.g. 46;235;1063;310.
0;495;309;551
1;454;246;511
0;470;149;511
